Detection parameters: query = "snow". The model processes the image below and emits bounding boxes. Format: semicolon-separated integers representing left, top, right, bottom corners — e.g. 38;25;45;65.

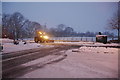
96;35;107;37
1;38;118;78
19;47;118;78
0;38;13;43
54;41;94;44
22;50;66;67
55;41;119;47
1;38;119;54
1;39;54;53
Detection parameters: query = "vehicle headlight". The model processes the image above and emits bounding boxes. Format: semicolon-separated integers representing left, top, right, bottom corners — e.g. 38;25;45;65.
39;32;42;34
43;36;49;39
40;36;43;37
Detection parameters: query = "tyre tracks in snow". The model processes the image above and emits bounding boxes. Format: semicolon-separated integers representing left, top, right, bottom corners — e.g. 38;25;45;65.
2;44;79;78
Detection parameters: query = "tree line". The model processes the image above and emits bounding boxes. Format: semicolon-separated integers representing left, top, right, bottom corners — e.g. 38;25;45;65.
48;24;115;37
2;12;118;41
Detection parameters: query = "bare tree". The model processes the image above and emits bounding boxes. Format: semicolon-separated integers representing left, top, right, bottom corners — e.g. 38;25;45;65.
107;13;120;42
25;21;42;38
64;27;74;36
64;27;74;33
10;12;28;40
57;24;66;32
2;12;43;39
2;14;12;38
2;12;29;40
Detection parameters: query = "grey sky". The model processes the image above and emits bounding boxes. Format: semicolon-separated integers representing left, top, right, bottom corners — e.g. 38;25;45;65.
2;2;118;33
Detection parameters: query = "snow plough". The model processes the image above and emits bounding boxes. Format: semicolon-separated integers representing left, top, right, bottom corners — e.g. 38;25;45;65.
34;30;54;43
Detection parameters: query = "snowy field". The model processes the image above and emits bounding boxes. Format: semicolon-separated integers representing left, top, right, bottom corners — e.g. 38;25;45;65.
19;46;118;78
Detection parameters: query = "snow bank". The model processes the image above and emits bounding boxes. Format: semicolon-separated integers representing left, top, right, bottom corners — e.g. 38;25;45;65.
78;46;118;54
94;43;119;46
55;41;119;47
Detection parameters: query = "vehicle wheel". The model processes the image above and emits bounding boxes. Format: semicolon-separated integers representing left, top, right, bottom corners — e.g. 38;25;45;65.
42;40;45;43
39;40;44;43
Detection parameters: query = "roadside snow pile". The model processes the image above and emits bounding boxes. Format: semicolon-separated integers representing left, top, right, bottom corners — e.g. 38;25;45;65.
20;47;118;78
93;43;119;47
78;46;118;54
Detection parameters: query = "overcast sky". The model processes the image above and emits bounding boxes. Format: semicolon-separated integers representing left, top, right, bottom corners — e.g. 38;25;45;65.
2;2;118;33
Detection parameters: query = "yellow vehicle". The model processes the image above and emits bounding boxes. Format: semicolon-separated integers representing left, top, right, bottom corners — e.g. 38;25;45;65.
34;31;49;43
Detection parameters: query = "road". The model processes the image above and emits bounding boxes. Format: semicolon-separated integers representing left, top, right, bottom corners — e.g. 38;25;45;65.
2;43;81;78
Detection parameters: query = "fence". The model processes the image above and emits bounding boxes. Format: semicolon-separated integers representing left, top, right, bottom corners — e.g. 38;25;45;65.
49;37;96;42
50;37;116;42
22;37;116;42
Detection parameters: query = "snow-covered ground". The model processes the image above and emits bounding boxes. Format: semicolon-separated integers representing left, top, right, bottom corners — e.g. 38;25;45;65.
19;46;118;78
0;39;54;53
2;42;51;53
54;41;119;47
2;41;119;53
1;38;119;78
1;38;119;53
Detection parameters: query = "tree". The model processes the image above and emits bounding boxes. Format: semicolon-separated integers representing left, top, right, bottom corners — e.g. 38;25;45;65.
64;27;74;33
10;12;27;40
49;24;75;37
32;22;42;31
55;24;66;37
2;12;44;39
64;27;74;36
2;12;28;40
49;28;57;37
107;13;120;42
2;14;12;38
57;24;66;32
23;20;33;37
